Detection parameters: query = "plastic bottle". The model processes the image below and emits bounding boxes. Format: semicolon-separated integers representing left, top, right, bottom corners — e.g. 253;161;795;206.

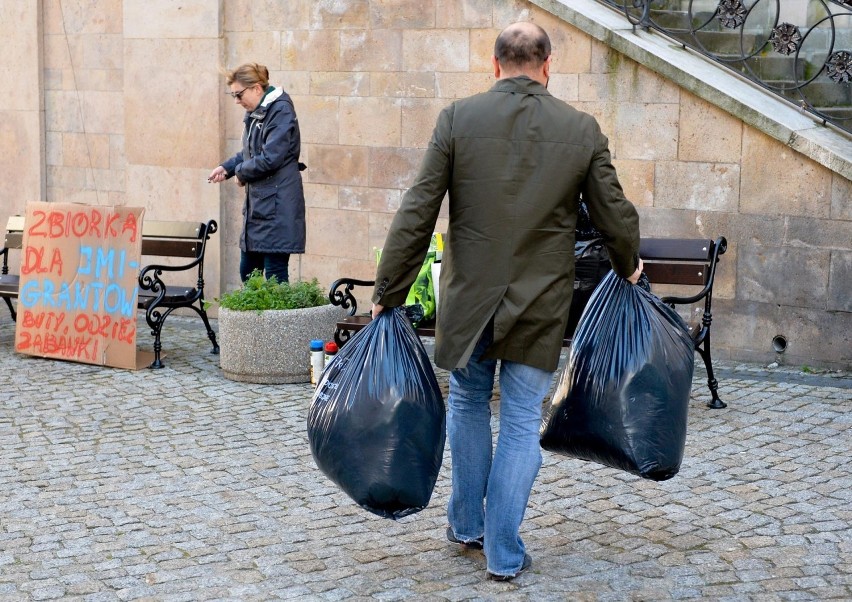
324;341;338;366
310;339;325;386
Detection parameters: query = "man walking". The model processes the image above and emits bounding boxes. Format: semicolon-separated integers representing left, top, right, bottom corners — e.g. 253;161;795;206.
371;21;643;581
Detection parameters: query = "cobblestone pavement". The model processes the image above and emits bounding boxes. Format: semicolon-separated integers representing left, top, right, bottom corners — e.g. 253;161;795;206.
1;314;850;601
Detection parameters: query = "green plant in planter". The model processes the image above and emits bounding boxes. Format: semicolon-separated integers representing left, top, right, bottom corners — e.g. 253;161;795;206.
216;269;329;311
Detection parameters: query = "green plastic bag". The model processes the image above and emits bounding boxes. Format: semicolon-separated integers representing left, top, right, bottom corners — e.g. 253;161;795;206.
376;234;443;327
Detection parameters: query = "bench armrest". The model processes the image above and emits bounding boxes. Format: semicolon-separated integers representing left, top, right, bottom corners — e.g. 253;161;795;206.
0;246;8;275
329;277;375;316
659;236;728;305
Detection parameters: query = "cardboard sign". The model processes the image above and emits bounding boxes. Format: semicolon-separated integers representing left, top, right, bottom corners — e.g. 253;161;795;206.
14;202;147;369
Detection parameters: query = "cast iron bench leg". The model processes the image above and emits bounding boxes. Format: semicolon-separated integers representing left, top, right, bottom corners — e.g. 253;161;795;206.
697;335;726;409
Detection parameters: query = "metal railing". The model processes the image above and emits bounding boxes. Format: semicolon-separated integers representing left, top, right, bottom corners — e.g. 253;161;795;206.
600;0;852;135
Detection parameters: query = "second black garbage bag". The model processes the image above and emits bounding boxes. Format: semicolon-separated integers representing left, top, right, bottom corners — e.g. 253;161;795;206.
307;308;446;519
540;270;695;481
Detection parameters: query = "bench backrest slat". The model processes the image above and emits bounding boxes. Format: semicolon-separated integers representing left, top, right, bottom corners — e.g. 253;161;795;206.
141;238;200;258
4;232;23;250
142;220;203;239
3;217;205;257
639;238;712;261
643;262;708;286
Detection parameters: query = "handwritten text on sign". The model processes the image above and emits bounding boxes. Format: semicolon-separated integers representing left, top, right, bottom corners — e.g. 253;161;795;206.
15;203;145;369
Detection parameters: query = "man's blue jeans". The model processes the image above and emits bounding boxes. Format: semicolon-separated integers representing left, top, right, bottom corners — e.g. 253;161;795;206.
446;325;554;576
240;251;290;283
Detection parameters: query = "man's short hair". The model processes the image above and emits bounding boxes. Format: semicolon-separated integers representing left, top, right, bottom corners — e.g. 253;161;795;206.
494;23;551;69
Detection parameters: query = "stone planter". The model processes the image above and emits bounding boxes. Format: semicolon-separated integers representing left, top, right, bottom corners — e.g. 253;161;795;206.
219;304;346;384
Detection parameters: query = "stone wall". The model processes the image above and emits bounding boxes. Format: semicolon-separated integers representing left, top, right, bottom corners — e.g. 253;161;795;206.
1;0;849;368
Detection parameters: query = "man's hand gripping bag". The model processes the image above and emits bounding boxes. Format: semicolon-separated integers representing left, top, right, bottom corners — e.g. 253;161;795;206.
540;271;695;481
307;308;446;519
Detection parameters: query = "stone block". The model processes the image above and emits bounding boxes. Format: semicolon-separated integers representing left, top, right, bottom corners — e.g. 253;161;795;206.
126;165;221;222
534;11;592;74
611;159;654;208
403;30;470;72
223;0;253;32
339;187;401;214
0;111;42;209
370;72;436;98
74;69;122;92
303;183;339;209
225;31;282;71
370;0;436;28
302;144;369;187
573;101;617;141
291;95;339;145
712;299;781;359
492;0;533;27
831;174;852;221
124;0;219;39
340;30;403;72
0;2;40;111
339;258;379;286
722;301;852;369
46;131;62;166
307;207;369;259
70;34;123;70
740;128;832;218
62;133;110;169
737;243;830;309
252;0;311;30
110;134;126;170
91;168;125;192
785;216;851;250
655;162;740;212
274;71;311;96
339;97;401;147
369;212;395;254
470;28;502;72
436;73;495;98
282;30;341;72
548;74;580;103
50;0;122;34
579;69;678;104
311;0;370;29
590;38;618;74
124;39;220;167
78;91;124;135
679;92;742;164
614;103;679;161
437;0;494;28
45;91;83;132
368;147;425;189
310;72;370;97
44;34;72;70
827;251;852;313
401;99;447;148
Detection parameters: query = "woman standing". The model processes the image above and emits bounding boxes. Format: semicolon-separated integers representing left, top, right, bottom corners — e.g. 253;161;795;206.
208;63;306;283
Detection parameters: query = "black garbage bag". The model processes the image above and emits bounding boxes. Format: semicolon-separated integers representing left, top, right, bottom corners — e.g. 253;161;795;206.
566;238;611;339
541;270;694;481
307;308;446;519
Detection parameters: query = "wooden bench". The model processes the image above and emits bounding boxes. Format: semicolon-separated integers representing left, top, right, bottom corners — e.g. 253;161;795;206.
328;236;728;409
0;215;220;369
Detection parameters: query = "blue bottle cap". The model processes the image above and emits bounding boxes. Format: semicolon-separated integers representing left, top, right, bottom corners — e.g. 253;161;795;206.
310;339;324;351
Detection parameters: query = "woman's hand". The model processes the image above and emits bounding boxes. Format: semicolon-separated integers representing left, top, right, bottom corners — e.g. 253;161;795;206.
207;166;227;183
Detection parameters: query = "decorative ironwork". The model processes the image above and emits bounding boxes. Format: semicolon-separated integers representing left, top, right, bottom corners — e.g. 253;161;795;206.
769;23;802;56
599;0;852;134
716;0;747;29
827;51;852;82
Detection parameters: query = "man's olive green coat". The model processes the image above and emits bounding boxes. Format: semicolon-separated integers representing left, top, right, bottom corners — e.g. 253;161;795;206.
373;77;640;372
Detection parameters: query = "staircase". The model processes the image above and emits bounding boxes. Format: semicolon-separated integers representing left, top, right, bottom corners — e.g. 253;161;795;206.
600;0;852;133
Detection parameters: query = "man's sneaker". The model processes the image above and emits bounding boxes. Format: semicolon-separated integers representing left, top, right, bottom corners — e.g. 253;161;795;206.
445;526;483;550
487;553;532;581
